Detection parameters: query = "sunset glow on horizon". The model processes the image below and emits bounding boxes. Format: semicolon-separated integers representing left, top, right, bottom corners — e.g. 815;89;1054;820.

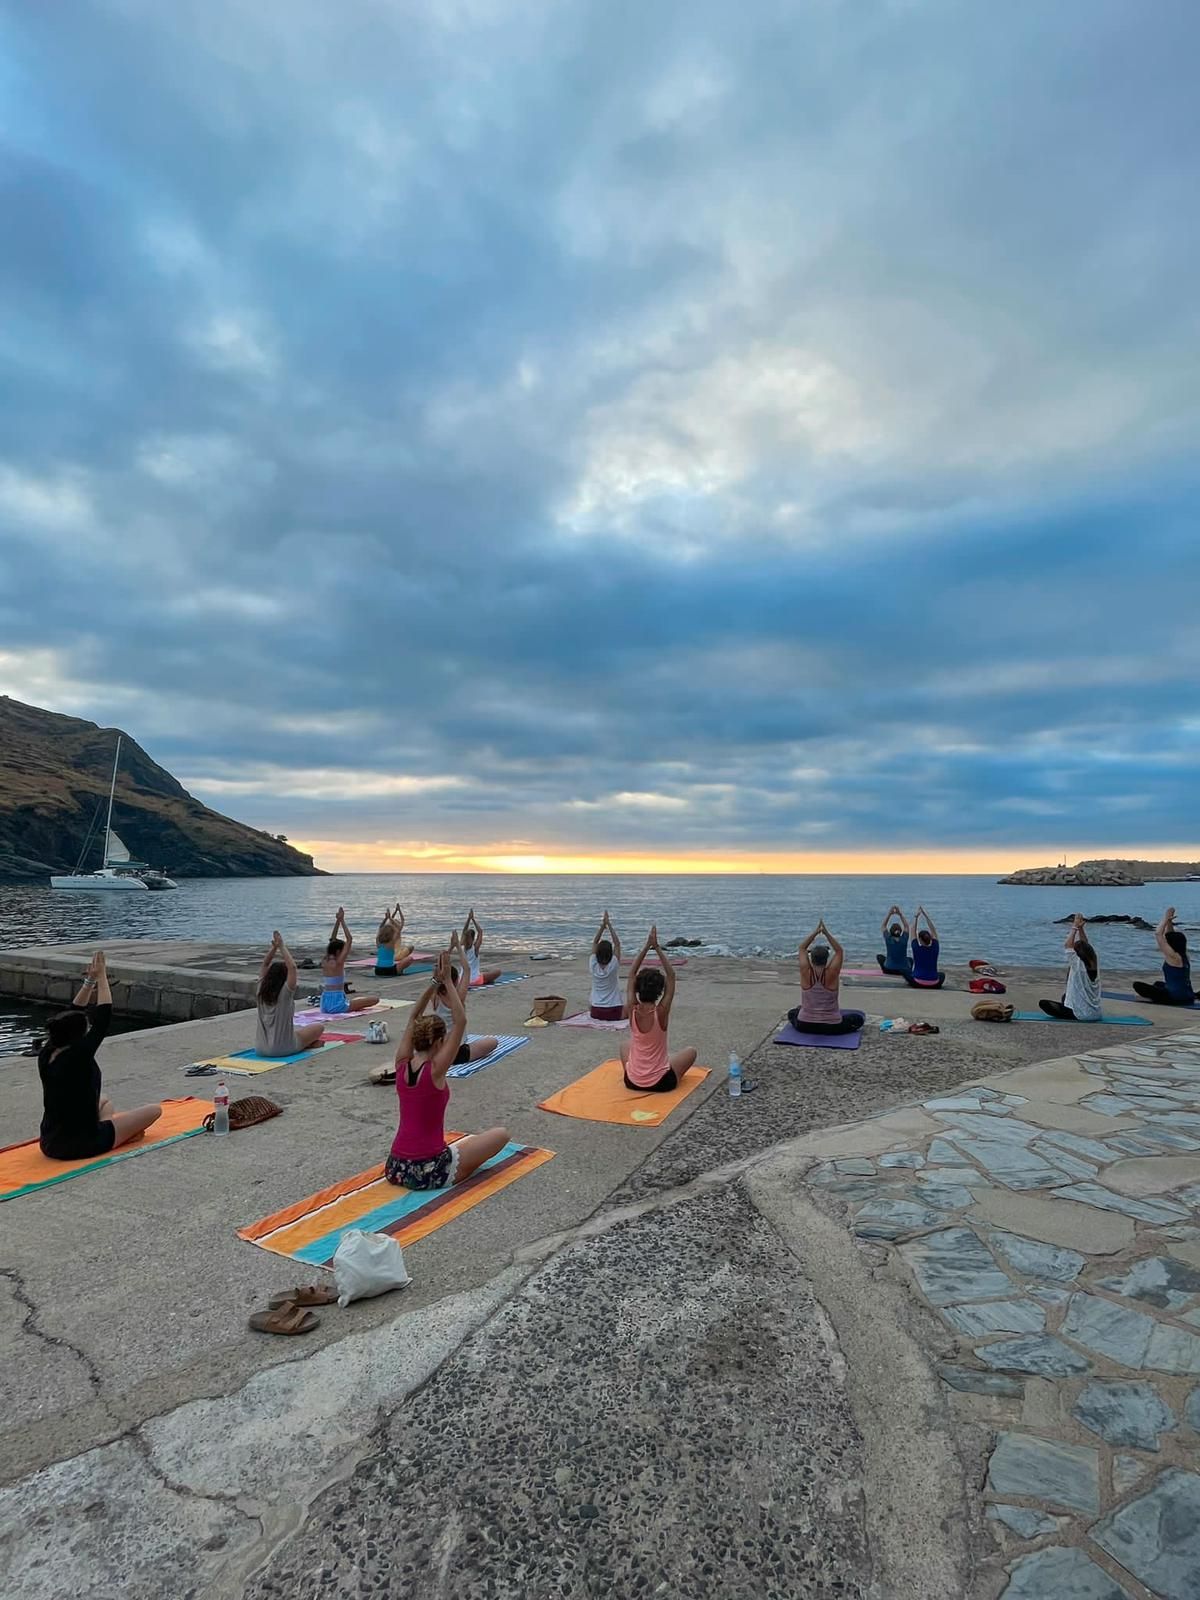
289;840;1199;876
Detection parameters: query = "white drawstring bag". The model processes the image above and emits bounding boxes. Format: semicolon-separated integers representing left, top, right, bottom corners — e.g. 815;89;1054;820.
332;1228;411;1306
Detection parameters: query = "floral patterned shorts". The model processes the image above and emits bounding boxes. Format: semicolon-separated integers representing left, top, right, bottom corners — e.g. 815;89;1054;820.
384;1143;459;1190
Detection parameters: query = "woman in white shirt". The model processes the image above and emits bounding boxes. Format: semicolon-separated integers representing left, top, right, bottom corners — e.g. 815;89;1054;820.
1039;914;1102;1021
589;911;624;1020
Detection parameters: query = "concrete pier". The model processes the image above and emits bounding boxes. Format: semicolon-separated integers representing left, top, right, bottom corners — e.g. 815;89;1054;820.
0;940;267;1021
3;945;1196;1598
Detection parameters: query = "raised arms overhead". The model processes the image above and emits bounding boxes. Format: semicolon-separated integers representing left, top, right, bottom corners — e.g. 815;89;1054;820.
625;926;653;1015
648;924;676;1015
1156;907;1181;963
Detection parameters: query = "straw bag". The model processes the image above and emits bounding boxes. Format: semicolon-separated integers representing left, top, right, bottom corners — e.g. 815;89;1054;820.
203;1094;283;1132
527;995;567;1023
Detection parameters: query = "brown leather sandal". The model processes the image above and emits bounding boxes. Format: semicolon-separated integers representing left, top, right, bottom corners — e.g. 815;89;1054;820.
268;1285;338;1309
248;1304;320;1335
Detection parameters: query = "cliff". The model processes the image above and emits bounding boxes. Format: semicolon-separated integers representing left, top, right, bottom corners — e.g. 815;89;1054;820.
0;696;324;883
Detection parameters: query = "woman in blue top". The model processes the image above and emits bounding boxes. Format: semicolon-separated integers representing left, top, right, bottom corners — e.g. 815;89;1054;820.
876;906;911;976
904;906;945;988
375;905;416;979
320;907;380;1015
1134;908;1197;1007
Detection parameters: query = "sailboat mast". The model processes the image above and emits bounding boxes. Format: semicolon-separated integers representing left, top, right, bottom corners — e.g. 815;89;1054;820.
102;736;121;868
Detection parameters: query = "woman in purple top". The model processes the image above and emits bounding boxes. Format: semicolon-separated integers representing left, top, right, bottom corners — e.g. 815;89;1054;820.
787;920;865;1036
904;906;945;988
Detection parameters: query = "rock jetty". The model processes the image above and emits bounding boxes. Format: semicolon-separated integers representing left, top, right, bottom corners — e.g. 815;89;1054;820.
998;864;1144;887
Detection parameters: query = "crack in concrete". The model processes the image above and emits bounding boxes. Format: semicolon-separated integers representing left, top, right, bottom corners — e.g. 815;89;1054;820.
0;1265;105;1397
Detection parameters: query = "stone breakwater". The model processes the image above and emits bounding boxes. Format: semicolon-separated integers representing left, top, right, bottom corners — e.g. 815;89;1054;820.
999;866;1145;887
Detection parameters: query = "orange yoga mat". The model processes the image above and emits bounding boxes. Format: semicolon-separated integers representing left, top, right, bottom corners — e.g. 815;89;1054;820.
538;1058;710;1127
0;1097;214;1201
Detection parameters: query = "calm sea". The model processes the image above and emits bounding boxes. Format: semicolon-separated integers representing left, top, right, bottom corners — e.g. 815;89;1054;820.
3;872;1197;1056
5;871;1199;962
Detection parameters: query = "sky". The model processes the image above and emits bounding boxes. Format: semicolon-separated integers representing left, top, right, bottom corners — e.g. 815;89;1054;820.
1;0;1197;874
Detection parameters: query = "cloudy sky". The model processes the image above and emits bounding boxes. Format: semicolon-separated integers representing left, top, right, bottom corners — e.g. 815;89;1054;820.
2;0;1197;872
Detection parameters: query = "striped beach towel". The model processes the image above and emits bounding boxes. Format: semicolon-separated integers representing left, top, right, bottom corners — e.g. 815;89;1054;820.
448;1035;528;1079
237;1139;554;1266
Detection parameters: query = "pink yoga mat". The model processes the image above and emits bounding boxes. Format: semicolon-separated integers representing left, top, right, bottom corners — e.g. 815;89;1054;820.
558;1011;629;1031
293;1002;401;1027
842;967;902;978
774;1023;862;1051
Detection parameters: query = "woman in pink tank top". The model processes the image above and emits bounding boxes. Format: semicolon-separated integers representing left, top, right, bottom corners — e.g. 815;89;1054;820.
384;951;509;1191
788;920;866;1037
620;925;698;1092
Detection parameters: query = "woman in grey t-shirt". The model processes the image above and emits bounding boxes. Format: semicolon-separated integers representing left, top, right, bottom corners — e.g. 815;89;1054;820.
256;932;326;1055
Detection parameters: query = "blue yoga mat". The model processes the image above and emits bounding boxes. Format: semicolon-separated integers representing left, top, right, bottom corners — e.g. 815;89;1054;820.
1012;1012;1151;1026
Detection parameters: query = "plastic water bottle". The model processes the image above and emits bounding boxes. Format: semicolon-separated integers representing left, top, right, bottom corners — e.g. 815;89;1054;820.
728;1051;742;1099
213;1080;230;1137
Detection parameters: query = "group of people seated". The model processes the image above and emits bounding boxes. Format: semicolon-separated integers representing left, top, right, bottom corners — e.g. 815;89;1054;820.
1041;906;1198;1018
32;901;1198;1177
876;906;945;987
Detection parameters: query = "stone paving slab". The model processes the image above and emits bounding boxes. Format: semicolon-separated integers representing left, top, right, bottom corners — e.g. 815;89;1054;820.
798;1024;1200;1598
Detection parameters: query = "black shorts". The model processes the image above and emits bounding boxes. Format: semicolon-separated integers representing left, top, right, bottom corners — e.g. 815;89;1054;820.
623;1067;678;1094
40;1121;116;1162
453;1043;472;1066
591;1004;625;1021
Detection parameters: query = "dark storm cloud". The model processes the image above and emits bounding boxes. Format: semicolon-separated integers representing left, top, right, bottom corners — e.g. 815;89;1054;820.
1;0;1197;857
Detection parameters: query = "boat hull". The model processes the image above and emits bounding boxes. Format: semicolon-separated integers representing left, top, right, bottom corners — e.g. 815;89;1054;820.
51;874;150;892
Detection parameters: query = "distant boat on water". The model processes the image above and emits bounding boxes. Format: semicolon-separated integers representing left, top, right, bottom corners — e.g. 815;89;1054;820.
50;737;178;892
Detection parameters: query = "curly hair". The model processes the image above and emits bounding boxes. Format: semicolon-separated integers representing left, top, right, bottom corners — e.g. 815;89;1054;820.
635;968;666;1003
412;1015;447;1054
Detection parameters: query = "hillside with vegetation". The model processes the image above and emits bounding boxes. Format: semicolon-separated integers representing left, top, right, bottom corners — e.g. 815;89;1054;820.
0;696;323;883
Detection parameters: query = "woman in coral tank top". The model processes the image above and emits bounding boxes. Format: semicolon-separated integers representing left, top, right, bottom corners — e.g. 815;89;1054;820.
620;926;698;1093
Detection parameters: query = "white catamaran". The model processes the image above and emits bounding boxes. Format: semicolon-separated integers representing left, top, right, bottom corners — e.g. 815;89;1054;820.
50;737;178;892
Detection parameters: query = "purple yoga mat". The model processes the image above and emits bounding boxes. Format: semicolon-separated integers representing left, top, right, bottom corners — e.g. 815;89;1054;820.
774;1023;862;1051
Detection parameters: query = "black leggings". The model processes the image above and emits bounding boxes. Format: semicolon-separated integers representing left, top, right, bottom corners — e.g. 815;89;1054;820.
903;972;945;990
1133;981;1197;1008
1039;998;1076;1020
787;1007;866;1035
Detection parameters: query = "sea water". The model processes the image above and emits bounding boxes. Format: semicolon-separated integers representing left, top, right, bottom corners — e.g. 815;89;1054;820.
3;871;1197;963
3;872;1197;1057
